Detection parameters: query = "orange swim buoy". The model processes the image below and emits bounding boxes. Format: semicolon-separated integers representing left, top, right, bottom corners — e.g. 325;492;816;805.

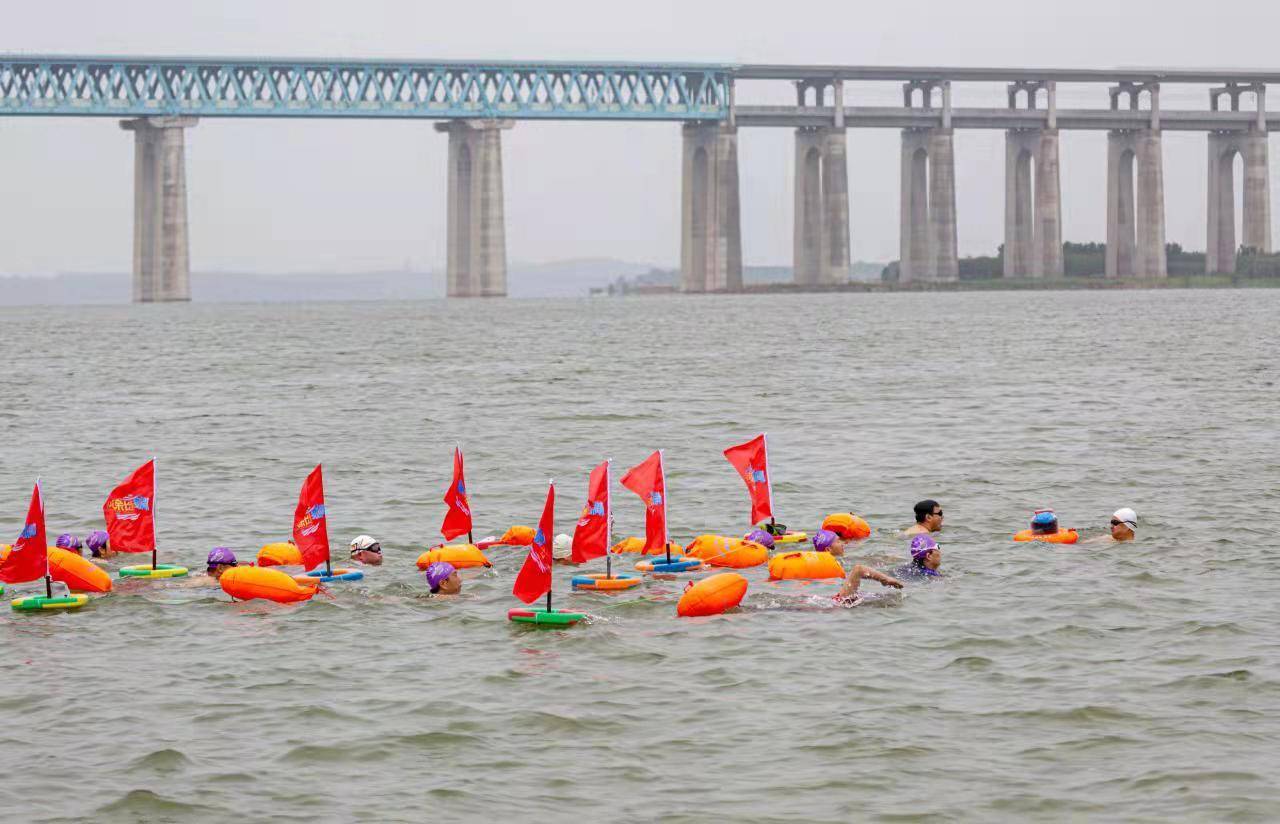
704;539;769;569
496;525;535;546
610;537;684;556
822;513;871;540
220;566;318;603
677;572;748;617
767;550;846;581
416;544;492;570
1013;529;1079;544
256;542;302;567
47;547;113;593
683;535;735;560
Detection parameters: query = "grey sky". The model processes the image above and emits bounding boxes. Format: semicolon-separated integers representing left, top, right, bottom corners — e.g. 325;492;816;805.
3;0;1277;275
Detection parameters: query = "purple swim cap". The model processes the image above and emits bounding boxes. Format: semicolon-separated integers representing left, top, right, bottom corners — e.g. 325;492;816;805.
56;533;83;551
85;530;109;556
812;529;839;552
910;534;938;562
743;529;775;549
425;561;456;593
206;547;238;570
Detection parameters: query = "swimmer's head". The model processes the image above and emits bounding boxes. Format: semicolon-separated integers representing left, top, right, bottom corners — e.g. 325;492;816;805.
1110;508;1137;541
55;533;83;554
425;561;461;594
85;530;112;558
349;535;383;565
910;534;942;570
743;529;775;550
812;529;838;552
914;499;943;529
552;533;574;563
1030;509;1059;535
206;547;238;578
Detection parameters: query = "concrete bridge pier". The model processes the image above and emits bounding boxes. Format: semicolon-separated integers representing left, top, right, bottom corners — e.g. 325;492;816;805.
680;123;742;292
792;127;850;285
1003;129;1063;277
1105;129;1167;277
1206;129;1271;273
436;120;512;297
899;128;958;282
119;117;197;302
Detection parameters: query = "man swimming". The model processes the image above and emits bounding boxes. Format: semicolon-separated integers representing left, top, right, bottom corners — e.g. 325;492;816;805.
904;499;943;536
349;535;384;565
897;534;943;578
1085;508;1137;544
1109;508;1137;541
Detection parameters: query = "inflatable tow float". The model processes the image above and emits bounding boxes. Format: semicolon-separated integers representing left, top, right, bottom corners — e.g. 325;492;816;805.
220;566;319;604
416;544;491;570
677;572;748;617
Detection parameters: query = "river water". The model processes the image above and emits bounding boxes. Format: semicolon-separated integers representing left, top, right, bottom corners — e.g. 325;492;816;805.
1;289;1277;822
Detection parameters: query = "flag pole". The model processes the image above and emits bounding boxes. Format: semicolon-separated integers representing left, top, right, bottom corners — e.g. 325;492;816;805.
605;458;613;579
660;451;671;565
151;457;159;570
39;480;52;597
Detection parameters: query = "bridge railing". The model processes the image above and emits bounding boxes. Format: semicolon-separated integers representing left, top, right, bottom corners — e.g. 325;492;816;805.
0;57;733;120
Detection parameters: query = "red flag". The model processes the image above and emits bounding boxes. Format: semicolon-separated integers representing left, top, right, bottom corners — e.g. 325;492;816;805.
723;433;774;526
620;450;667;552
1;482;49;585
571;460;610;562
102;459;156;553
292;464;330;572
513;481;554;604
441;447;473;541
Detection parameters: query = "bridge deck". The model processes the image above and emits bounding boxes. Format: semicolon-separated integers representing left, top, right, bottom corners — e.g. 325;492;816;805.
735;106;1275;131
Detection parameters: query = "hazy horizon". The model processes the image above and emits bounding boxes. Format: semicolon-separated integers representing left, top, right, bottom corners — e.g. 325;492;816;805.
2;0;1277;278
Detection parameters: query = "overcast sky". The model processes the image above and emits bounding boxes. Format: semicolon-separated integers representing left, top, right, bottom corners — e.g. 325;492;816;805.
3;0;1277;275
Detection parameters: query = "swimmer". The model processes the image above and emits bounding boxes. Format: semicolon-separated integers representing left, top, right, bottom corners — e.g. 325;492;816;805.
1085;508;1137;544
896;534;943;578
904;499;943;536
174;547;239;588
835;564;903;603
812;529;847;557
552;534;579;566
85;530;117;560
55;533;83;555
425;561;461;595
743;529;775;551
1109;508;1137;542
349;535;384;565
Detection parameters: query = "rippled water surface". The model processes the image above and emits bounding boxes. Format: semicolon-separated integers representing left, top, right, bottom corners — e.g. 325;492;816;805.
1;290;1278;822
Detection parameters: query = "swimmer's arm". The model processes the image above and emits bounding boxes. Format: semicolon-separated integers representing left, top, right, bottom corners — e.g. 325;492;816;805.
849;564;903;589
837;565;902;598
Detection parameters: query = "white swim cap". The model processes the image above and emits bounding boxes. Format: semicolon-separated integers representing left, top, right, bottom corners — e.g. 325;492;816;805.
1112;508;1137;528
350;534;379;550
552;533;572;559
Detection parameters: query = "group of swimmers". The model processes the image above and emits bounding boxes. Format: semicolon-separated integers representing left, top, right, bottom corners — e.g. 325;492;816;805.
35;498;1140;602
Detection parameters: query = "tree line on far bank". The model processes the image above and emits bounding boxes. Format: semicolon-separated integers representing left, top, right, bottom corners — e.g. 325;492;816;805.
881;243;1280;281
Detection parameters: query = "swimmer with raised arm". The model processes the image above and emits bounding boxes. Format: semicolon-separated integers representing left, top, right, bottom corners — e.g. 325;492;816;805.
904;500;943;536
835;562;903;604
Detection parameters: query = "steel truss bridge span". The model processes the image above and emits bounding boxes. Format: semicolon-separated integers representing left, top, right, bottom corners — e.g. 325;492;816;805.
0;56;732;120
